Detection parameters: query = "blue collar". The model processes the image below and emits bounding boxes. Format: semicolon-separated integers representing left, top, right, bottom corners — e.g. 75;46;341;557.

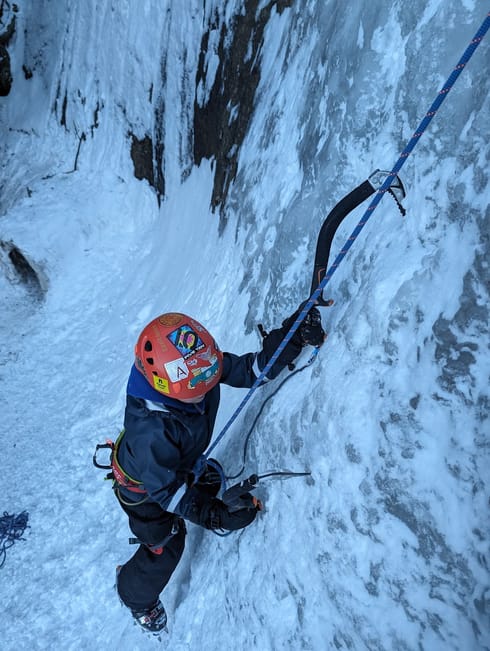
126;364;204;413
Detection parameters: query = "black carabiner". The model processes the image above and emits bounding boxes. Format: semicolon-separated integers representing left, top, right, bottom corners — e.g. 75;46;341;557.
92;442;113;470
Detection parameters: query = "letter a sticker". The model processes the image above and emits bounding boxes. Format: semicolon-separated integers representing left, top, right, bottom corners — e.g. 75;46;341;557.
164;358;189;383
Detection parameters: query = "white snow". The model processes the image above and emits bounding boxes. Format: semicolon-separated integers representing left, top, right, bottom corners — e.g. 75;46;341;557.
0;1;488;650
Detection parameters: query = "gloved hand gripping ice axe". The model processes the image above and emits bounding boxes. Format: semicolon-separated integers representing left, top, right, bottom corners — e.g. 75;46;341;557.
222;474;261;512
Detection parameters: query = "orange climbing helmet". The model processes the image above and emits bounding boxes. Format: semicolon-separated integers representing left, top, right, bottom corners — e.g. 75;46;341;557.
134;313;223;399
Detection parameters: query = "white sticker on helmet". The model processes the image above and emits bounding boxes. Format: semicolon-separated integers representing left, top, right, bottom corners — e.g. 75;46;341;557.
164;358;189;383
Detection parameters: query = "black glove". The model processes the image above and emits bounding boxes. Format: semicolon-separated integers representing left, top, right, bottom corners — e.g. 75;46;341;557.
297;306;325;346
194;461;223;497
259;304;325;380
205;497;258;531
181;487;258;531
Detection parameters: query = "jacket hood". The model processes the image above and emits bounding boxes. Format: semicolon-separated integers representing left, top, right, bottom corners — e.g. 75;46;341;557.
126;364;204;413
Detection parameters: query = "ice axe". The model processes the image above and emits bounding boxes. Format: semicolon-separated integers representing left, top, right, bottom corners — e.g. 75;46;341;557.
222;471;311;512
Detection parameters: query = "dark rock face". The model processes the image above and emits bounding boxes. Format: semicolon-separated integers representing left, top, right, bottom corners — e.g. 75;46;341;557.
0;241;45;298
193;0;292;228
0;3;17;96
130;133;165;204
0;44;12;95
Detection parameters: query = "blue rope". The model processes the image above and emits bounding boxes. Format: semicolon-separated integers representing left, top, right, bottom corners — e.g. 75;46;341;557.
203;12;490;462
0;511;29;568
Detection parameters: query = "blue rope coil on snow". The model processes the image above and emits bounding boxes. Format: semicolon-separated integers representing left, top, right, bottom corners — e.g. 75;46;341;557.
0;511;29;568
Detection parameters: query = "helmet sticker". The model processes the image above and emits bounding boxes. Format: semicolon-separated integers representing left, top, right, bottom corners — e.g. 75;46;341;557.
158;313;183;327
189;319;205;333
164;358;189;383
136;314;221;398
188;356;220;388
153;375;170;394
167;324;204;359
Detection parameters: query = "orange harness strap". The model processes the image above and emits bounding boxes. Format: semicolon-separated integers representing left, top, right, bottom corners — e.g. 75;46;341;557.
111;431;147;495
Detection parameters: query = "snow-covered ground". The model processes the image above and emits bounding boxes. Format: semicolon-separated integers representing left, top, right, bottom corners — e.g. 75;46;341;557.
0;1;488;649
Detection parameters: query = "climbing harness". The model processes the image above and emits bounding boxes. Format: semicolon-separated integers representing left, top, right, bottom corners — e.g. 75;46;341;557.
194;11;490;478
93;431;149;506
93;433;185;552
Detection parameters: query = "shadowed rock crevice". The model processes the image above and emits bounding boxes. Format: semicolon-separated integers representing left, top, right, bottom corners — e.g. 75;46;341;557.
0;241;46;299
0;2;17;96
193;0;292;230
130;133;165;205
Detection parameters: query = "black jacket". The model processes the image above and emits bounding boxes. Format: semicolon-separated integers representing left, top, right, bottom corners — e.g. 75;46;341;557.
117;325;302;521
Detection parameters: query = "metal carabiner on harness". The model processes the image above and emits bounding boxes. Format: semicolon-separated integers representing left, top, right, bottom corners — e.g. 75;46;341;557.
92;441;114;471
93;432;148;502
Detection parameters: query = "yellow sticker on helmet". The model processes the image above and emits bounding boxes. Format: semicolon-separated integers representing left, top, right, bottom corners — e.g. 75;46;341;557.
153;375;170;394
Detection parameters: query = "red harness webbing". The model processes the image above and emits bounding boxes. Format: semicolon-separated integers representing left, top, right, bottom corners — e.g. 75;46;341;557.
111;431;147;494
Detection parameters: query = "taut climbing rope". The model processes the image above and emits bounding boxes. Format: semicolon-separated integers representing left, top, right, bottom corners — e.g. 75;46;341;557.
197;11;490;472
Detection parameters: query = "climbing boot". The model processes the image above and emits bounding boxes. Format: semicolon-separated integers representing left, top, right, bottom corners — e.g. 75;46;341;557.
131;600;168;634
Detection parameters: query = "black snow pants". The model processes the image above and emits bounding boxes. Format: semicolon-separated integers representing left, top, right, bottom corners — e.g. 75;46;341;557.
116;495;186;612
